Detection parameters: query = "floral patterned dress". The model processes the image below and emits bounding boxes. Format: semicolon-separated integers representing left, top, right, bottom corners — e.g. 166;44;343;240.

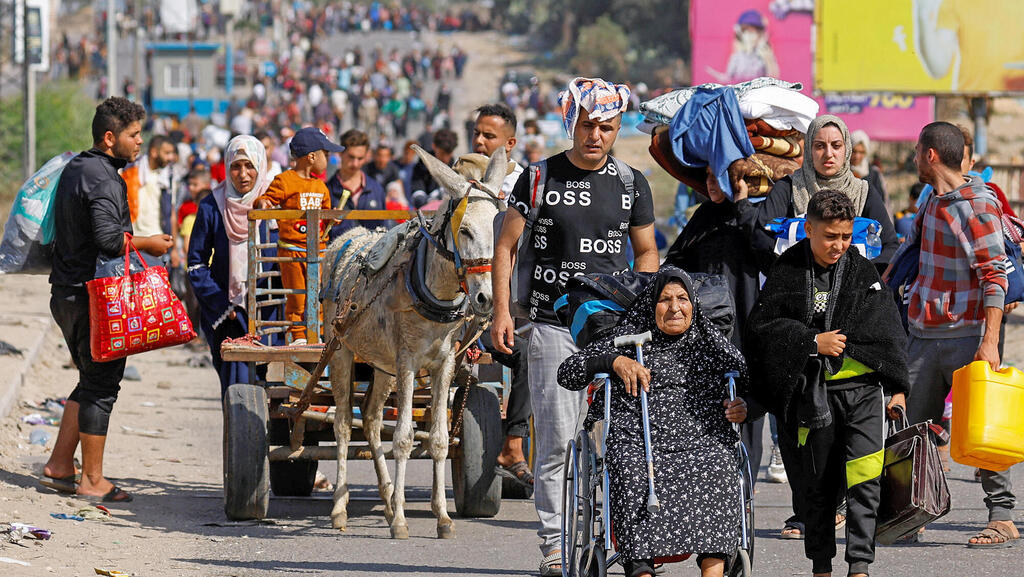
557;268;749;560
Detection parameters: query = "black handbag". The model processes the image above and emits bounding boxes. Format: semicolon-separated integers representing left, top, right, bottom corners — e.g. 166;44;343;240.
875;407;952;545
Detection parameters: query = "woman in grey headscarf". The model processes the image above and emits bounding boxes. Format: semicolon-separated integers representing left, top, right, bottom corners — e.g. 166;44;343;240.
734;114;898;267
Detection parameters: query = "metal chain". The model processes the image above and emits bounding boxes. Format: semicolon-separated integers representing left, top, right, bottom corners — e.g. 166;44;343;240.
449;367;475;444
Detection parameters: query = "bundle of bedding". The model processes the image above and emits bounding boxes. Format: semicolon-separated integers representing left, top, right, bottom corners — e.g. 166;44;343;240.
640;77;817;199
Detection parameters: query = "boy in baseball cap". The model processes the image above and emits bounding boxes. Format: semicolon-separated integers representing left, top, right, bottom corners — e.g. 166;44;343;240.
258;127;344;344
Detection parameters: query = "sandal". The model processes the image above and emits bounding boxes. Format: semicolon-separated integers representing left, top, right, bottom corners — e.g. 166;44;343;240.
835;513;847;531
539;550;561;577
79;485;133;503
780;521;805;540
967;521;1019;549
39;474;79;494
496;460;534;488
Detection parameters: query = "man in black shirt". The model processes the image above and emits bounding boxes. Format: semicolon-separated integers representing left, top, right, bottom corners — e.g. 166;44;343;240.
409;128;457;208
364;143;402;189
42;97;174;502
492;78;658;576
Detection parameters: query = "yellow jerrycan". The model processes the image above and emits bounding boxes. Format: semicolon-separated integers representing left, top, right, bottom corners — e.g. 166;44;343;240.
951;361;1024;471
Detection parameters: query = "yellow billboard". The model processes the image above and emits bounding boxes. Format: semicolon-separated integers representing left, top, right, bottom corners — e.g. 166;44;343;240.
815;0;1024;94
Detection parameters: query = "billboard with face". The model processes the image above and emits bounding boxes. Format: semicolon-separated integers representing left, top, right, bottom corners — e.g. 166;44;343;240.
691;0;935;140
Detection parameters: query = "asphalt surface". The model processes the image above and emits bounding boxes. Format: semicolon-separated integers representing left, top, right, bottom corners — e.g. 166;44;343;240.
2;301;1021;576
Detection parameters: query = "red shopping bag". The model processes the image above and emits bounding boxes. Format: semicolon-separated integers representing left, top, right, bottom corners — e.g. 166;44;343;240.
87;235;196;361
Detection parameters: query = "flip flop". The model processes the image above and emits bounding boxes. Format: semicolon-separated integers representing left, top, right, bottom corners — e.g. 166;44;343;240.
780;521;805;540
967;521;1019;549
79;485;133;503
39;474;78;494
495;460;534;488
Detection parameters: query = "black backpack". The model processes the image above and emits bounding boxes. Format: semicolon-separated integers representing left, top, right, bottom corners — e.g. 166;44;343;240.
553;271;735;348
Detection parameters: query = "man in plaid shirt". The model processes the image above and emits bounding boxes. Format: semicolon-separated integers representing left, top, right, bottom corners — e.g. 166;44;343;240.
902;121;1017;547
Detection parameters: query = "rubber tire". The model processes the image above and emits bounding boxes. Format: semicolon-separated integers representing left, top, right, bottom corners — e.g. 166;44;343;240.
267;419;318;497
562;433;594;577
451;383;503;518
223;384;270;520
730;549;752;577
582;543;607;577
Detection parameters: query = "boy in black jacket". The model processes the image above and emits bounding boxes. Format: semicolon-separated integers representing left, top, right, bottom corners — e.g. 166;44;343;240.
745;190;909;577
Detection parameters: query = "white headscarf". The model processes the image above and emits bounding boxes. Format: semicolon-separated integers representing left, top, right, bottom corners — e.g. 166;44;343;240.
211;135;269;309
850;129;871;178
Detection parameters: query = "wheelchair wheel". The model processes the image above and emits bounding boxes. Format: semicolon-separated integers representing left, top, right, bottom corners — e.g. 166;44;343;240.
561;432;594;577
728;549;752;577
740;444;756;566
580;543;607;577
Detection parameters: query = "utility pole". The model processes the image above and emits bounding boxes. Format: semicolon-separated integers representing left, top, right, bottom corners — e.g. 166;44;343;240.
107;0;117;96
21;0;36;179
133;0;143;101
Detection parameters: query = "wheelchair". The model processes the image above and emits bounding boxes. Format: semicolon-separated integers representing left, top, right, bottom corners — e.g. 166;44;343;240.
561;372;755;577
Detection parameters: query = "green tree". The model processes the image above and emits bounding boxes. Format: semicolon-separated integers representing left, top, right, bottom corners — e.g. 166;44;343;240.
492;0;690;83
571;15;630;79
0;82;96;206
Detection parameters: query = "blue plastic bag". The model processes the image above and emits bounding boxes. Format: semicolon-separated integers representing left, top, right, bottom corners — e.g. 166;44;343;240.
765;216;883;260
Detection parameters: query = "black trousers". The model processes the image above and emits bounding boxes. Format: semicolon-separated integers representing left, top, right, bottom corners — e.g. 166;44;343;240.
779;382;884;576
51;285;126;436
484;333;532;439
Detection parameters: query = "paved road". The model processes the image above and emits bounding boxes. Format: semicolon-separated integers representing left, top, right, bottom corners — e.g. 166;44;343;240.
1;300;1021;576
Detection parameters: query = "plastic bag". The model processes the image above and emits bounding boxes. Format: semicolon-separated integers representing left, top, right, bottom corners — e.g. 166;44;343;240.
0;152;77;273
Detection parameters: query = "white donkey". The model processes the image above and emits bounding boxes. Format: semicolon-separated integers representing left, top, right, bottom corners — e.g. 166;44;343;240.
320;145;506;539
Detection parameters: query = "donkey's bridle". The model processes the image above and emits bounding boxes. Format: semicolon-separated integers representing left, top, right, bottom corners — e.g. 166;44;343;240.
419;182;504;292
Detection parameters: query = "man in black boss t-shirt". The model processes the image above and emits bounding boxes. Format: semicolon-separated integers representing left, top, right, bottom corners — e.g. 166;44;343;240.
492;78;658;576
507;152;656;324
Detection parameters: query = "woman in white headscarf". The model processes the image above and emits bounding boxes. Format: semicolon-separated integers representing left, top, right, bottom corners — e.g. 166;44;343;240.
187;135;271;396
850;129;889;206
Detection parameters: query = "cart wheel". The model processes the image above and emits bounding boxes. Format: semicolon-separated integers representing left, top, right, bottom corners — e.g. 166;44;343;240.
562;432;594;577
223;384;269;520
451;383;502;517
267;418;318;497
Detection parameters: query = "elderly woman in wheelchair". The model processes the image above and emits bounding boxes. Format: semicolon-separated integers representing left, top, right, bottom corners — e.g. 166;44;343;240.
558;267;754;577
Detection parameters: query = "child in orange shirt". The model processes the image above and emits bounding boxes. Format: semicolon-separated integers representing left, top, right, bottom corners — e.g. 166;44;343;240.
258;127;343;344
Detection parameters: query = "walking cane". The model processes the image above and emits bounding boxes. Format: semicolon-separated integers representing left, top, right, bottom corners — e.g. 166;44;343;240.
613;331;659;514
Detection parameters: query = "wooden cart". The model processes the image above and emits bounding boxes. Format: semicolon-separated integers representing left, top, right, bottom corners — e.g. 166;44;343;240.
219;208;512;520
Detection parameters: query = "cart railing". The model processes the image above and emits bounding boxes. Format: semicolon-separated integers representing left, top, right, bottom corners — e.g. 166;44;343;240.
245;209;430;345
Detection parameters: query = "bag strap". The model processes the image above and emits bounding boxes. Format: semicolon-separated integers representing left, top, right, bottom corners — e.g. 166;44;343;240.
525;159;547;229
610;155;635;197
887;404;911;437
121;233;148;278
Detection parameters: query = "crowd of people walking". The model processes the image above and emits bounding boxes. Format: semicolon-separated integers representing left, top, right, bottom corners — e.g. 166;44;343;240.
27;37;1019;576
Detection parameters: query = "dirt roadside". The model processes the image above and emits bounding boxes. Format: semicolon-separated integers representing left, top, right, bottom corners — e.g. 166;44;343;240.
0;277;233;576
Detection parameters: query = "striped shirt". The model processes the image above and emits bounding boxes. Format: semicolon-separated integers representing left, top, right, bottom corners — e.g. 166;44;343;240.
906;176;1008;338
